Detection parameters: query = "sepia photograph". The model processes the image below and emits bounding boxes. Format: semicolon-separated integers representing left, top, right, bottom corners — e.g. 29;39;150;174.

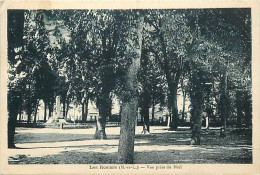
1;0;260;174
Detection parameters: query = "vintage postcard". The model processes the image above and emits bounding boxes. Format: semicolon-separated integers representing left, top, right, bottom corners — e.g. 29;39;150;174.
1;0;260;174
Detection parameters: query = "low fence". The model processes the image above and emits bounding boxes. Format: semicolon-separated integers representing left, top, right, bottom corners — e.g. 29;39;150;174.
45;123;94;129
16;121;120;129
106;122;121;127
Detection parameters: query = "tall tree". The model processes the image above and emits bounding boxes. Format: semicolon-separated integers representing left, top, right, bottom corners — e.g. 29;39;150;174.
145;10;192;130
93;11;123;139
198;9;251;134
186;9;251;141
117;11;144;164
138;48;166;132
7;10;25;148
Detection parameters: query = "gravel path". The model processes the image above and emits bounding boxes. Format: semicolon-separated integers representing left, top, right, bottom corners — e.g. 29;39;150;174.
8;126;252;164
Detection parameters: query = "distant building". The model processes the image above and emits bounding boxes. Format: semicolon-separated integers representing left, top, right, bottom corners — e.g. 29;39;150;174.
17;98;120;123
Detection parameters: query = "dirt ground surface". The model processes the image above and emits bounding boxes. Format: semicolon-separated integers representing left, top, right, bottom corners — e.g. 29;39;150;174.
8;126;252;164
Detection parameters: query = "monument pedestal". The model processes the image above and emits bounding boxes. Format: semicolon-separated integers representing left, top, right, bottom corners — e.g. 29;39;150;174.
45;96;67;128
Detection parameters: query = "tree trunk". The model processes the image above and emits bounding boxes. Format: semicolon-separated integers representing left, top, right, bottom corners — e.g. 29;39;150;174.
33;101;39;124
167;113;171;127
117;13;143;164
140;89;150;133
181;90;186;124
151;99;155;126
236;90;243;129
8;96;20;148
27;107;32;124
169;86;179;130
189;60;204;145
220;69;228;138
118;98;139;164
81;95;89;123
84;96;89;122
140;112;144;124
119;105;122;122
48;102;53;119
220;98;227;138
159;33;182;130
81;101;85;123
190;107;194;130
141;102;150;133
65;100;70;120
244;91;252;128
191;89;203;145
8;89;22;148
27;83;32;124
94;95;111;139
63;99;66;119
18;106;22;123
7;10;25;147
8;112;18;148
44;100;47;122
143;109;150;133
94;115;107;139
33;109;37;124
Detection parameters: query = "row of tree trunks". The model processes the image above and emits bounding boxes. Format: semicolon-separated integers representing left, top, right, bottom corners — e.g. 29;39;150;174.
18;96;91;123
43;100;55;122
61;96;71;120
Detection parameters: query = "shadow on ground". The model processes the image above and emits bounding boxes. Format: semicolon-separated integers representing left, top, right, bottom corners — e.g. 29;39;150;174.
15;132;119;144
8;127;252;164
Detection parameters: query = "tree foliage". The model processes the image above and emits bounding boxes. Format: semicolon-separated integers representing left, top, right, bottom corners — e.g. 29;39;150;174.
7;9;251;159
